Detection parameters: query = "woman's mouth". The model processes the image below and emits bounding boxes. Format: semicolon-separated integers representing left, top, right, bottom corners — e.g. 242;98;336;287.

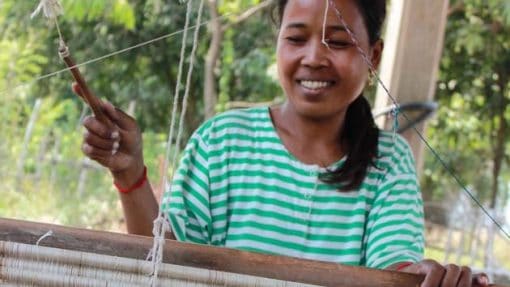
298;80;335;91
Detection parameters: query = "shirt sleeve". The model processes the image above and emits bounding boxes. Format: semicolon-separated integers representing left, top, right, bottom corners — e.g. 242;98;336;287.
160;128;212;245
364;137;425;269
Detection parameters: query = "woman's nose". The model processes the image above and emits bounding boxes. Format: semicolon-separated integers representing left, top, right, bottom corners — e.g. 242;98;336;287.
301;39;329;68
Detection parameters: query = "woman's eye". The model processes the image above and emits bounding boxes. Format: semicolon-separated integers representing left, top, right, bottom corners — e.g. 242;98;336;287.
326;39;352;48
285;37;305;44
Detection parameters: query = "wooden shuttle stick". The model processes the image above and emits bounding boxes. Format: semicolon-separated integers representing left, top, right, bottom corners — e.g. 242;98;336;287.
59;45;112;128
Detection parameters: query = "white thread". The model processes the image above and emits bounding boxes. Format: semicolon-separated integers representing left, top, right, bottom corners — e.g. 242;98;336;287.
2;10;235;98
149;1;206;286
31;0;70;67
162;0;194;198
55;21;66;46
321;0;330;48
147;1;193;285
35;230;53;246
170;0;206;181
148;214;171;287
31;0;63;20
58;43;70;59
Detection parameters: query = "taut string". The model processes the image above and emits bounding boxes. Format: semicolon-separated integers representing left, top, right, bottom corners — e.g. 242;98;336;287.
327;0;509;239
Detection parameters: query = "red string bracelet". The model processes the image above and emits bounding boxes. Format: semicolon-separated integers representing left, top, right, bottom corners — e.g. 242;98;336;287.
114;166;148;194
395;262;414;271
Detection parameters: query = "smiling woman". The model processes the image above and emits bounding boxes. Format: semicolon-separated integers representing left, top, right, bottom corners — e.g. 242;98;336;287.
77;0;491;286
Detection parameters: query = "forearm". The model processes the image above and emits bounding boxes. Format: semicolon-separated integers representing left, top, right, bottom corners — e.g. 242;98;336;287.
113;164;159;236
119;180;159;236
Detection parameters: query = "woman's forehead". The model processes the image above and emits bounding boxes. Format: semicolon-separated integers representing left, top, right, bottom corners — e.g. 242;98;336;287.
281;0;361;25
281;0;365;33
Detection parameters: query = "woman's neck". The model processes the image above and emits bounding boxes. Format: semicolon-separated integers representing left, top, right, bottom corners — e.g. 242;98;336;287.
270;102;347;166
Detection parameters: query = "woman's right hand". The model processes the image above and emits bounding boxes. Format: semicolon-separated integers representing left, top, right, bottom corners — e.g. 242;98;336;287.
74;83;145;189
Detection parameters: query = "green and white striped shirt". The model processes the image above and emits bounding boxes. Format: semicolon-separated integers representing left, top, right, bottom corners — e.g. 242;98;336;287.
161;107;424;269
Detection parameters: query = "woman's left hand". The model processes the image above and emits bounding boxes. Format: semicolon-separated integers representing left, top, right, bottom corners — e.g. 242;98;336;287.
399;259;490;287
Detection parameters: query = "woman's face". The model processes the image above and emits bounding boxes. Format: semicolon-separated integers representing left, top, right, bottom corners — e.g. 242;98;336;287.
277;0;382;120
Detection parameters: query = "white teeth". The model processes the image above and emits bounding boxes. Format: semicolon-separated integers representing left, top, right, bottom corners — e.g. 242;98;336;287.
300;80;331;90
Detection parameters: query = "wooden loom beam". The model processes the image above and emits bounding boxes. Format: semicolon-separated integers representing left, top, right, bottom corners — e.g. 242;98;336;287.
0;218;505;287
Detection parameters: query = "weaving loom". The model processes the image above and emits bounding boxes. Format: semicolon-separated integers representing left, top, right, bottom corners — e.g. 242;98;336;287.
16;1;508;286
0;218;505;287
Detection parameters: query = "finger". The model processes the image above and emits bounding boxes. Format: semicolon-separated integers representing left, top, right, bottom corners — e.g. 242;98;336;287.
102;100;120;122
83;130;120;152
82;143;116;166
457;266;472;287
83;115;120;140
441;264;462;287
420;261;445;287
72;82;86;101
112;106;139;131
98;101;138;132
473;273;489;286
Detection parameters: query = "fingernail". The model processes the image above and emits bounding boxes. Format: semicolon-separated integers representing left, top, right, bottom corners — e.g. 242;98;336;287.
111;131;119;139
113;141;119;150
112;148;118;155
104;99;113;108
479;276;488;285
83;143;92;153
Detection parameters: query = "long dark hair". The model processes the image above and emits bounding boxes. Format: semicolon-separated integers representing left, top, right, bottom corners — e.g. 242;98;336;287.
275;0;387;190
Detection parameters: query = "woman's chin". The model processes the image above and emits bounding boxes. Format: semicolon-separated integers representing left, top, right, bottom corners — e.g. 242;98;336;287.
294;105;340;121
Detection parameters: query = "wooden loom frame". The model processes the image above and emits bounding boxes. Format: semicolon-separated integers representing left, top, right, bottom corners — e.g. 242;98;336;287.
0;218;505;287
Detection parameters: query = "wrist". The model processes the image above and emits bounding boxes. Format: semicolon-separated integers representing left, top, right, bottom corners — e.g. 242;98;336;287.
395;262;414;271
112;163;146;192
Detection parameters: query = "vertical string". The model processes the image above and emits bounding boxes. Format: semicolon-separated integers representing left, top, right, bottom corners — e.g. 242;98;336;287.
170;0;205;176
54;18;65;45
148;0;193;283
162;0;193;190
150;0;205;286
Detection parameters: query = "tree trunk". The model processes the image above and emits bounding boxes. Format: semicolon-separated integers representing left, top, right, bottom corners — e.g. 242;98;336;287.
490;73;509;209
204;0;223;119
203;0;274;120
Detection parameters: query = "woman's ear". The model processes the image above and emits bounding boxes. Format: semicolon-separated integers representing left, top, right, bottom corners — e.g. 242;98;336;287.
371;39;384;70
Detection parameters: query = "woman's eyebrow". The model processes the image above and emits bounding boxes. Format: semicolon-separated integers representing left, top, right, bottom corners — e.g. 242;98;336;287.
284;23;351;33
328;25;349;32
284;22;307;30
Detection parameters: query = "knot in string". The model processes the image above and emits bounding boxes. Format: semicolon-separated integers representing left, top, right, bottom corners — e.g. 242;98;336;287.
148;213;171;287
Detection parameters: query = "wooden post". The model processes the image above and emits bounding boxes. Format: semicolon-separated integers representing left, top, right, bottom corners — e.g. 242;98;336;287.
374;0;449;172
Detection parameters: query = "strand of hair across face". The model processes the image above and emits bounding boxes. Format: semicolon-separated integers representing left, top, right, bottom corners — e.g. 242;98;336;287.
328;0;509;239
